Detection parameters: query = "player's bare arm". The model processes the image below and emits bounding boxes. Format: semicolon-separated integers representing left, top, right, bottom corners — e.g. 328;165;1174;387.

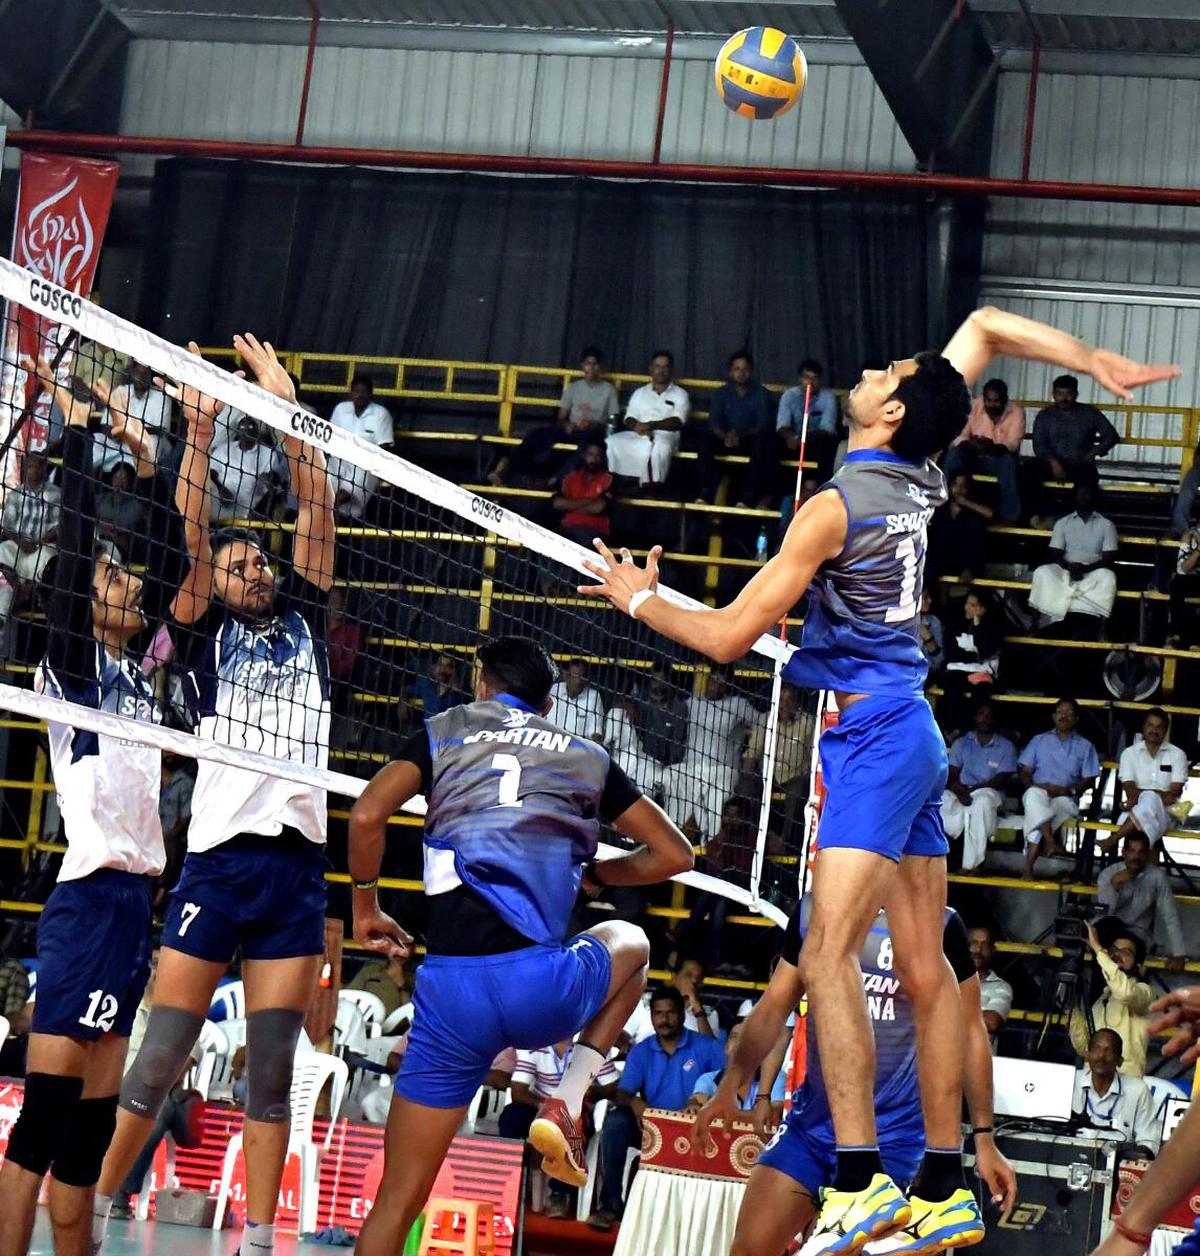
958;973;1016;1210
584;796;694;890
578;489;847;663
943;306;1179;397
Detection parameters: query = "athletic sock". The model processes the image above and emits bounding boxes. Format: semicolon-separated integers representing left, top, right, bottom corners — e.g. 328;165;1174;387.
834;1146;884;1193
912;1147;968;1200
243;1222;276;1255
91;1194;113;1254
553;1043;607;1119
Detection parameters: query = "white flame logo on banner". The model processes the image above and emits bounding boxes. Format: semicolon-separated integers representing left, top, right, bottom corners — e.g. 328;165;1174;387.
16;176;97;290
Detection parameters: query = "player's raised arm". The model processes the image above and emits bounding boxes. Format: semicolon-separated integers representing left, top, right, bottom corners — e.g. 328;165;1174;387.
578;487;847;663
943;306;1180;398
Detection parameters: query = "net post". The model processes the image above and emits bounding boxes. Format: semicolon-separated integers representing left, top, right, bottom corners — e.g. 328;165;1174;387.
749;656;785;914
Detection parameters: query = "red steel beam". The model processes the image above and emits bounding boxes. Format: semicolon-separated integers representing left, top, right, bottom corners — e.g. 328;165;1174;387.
10;129;1200;207
295;0;321;146
652;21;675;165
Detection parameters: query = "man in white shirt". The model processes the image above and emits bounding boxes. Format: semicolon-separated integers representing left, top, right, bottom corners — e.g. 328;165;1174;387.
94;364;174;473
326;374;394;520
547;658;605;742
0;451;61;623
209;417;286;524
623;957;720;1043
1072;1028;1159;1155
1029;483;1119;626
966;925;1012;1052
1104;708;1190;856
606;350;690;485
667;664;754;841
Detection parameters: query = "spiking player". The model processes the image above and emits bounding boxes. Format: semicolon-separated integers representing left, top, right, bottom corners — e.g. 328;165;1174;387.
346;636;694;1255
581;308;1177;1253
0;359;203;1256
95;335;335;1256
692;898;1016;1256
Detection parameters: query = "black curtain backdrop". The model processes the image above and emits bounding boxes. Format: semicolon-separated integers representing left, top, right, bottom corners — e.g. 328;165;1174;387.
140;160;930;387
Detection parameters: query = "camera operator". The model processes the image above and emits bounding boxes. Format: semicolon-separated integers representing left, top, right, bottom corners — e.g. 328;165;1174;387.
1069;922;1152;1077
1072;1028;1159;1158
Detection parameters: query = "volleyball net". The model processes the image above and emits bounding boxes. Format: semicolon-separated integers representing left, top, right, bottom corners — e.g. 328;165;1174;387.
0;256;813;926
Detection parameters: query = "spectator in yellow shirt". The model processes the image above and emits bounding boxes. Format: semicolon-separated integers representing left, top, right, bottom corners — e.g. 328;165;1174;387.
1070;922;1152;1077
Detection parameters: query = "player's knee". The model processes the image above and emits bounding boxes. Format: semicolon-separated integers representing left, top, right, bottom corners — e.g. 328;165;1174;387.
244;1008;305;1123
119;1005;204;1119
51;1094;119;1187
5;1072;84;1176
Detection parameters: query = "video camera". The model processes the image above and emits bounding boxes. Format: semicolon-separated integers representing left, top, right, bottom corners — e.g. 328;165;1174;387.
1053;894;1106;954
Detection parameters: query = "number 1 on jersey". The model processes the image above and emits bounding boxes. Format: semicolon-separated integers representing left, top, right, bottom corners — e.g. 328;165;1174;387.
885;535;919;624
491;753;524;808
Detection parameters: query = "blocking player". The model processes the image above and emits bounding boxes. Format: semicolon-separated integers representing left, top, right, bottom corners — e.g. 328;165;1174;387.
346;636;694;1256
692;900;1016;1256
580;307;1176;1251
0;360;202;1256
94;335;335;1256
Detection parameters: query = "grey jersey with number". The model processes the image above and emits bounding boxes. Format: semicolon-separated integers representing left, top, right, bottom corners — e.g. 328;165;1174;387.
783;449;947;697
423;695;611;945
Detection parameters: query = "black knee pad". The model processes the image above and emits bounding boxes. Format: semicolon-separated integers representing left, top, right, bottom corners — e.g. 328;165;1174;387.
119;1005;204;1120
51;1094;119;1187
245;1008;305;1124
5;1072;83;1176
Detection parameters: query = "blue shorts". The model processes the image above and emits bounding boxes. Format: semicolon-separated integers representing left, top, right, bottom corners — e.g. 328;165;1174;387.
162;831;327;962
758;1113;924;1197
818;695;948;862
397;933;613;1109
33;869;154;1041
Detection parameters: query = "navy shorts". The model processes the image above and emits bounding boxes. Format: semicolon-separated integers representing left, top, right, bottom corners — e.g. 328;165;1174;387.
162;830;327;962
758;1113;924;1197
818;695;949;862
397;933;613;1109
33;869;154;1041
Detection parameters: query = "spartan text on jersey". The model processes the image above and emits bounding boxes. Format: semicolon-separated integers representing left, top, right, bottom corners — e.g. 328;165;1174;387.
463;726;572;753
885;507;934;536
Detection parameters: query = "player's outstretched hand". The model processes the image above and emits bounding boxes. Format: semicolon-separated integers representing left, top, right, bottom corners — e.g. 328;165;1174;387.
157;341;235;440
578;538;661;614
974;1137;1018;1212
235;333;296;405
1085;348;1180;402
1149;986;1200;1065
354;905;414;962
689;1084;742;1157
19;354;88;428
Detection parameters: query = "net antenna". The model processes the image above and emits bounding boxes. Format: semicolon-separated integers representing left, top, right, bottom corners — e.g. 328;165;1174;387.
0;256;794;925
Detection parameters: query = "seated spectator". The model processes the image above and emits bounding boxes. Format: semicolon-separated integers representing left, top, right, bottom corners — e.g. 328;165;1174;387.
409;652;467;718
624;957;721;1043
1069;923;1152;1077
687;1021;787;1116
493;346;618;487
681;799;755;973
606;350;689;487
777;359;840;480
346;953;414;1021
1097;833;1186;970
1166;527;1200;648
1104;708;1189;857
741;683;814;846
327;585;365;698
944;378;1025;523
1029;375;1120;527
918;588;945;678
1028;484;1118;633
552;442;613;545
1072;1028;1159;1156
326;374;394;520
632;664;690;800
927;473;993;584
548;658;606;741
697;352;778;508
668;663;754;841
940;588;1004;737
0;953;31;1075
0;451;60;627
210;416;285;524
500;1037;619;1219
967;925;1012;1051
942;702;1017;871
92;362;173;472
591;986;723;1230
1018;697;1100;878
1169;440;1200;539
96;462;148;558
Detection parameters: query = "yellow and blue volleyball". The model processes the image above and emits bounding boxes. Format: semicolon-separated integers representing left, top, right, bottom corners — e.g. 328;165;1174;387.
714;27;807;121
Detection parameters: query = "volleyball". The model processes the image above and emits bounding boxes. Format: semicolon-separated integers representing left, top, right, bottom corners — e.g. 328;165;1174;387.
714;26;807;120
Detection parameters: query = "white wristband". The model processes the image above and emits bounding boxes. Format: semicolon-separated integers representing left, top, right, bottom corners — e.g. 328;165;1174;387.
628;589;656;620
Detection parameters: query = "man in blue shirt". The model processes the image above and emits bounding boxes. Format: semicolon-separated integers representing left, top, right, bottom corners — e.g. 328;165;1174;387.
1019;696;1101;879
941;701;1018;871
778;359;841;479
697;352;779;508
687;1021;787;1113
589;986;723;1229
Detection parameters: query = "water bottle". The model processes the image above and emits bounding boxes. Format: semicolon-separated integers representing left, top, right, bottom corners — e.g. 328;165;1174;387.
755;527;769;564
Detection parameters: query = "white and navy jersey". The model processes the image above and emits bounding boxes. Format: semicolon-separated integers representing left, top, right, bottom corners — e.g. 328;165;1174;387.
38;426;185;882
176;569;330;851
784;450;946;698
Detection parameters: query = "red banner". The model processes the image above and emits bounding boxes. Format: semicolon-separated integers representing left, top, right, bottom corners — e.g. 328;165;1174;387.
2;152;119;455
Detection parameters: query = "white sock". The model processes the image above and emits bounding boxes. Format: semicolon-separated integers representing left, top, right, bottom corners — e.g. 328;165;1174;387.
92;1194;113;1254
554;1044;607;1119
244;1222;276;1254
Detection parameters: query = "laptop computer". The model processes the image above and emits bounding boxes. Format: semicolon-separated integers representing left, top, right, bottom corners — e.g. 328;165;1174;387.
992;1057;1076;1122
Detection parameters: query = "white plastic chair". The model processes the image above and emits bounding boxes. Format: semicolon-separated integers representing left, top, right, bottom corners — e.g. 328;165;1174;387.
205;1017;247;1103
462;1085;510;1136
333;1000;369;1058
338;989;386;1030
186;1020;228;1101
0;1014;8;1053
1144;1074;1187;1124
381;1003;414;1035
576;1099;640;1223
212;1051;349;1234
209;979;246;1022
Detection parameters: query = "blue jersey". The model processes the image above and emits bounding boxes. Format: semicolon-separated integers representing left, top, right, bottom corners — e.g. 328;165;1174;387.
783;450;946;697
782;897;975;1137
